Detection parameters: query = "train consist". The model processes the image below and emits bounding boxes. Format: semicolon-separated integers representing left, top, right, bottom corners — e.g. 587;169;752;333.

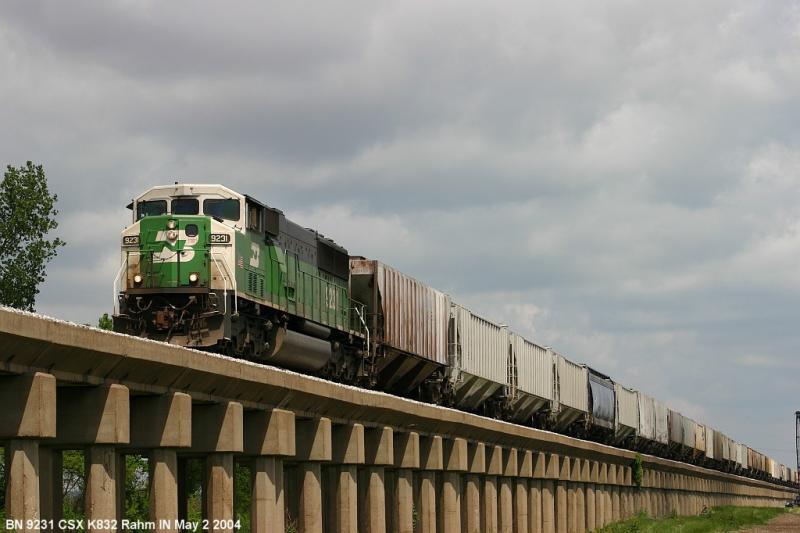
114;184;797;488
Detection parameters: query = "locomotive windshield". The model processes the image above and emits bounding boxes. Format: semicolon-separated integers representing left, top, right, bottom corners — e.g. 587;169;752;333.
203;198;240;221
172;197;199;215
136;200;167;219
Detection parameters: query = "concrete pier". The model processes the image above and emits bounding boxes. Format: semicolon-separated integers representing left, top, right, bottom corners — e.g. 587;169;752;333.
419;435;443;533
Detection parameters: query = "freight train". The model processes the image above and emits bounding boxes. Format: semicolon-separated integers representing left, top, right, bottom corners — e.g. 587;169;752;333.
113;183;797;488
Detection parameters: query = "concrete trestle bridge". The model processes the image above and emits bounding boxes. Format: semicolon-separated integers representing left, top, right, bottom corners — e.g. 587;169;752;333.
0;307;793;533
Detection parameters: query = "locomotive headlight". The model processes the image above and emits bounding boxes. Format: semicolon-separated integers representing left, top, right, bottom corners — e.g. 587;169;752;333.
167;230;178;242
188;272;199;284
133;274;143;285
167;220;177;230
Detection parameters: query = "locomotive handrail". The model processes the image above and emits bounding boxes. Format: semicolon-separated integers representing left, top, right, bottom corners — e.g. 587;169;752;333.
353;304;369;355
210;251;237;316
112;257;127;315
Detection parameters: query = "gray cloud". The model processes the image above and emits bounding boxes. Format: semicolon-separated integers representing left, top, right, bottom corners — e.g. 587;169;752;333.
2;0;800;466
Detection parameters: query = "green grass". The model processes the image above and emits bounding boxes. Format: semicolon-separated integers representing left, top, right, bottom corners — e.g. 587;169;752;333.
597;506;786;533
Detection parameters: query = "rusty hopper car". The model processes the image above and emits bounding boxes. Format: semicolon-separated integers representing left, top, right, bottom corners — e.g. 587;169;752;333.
349;258;450;398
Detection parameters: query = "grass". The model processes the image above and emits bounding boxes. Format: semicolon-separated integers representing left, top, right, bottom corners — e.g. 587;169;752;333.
596;506;787;533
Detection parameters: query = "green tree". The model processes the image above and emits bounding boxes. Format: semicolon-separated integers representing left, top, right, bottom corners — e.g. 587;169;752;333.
98;313;113;330
123;455;149;521
62;450;85;524
0;161;65;310
632;452;644;487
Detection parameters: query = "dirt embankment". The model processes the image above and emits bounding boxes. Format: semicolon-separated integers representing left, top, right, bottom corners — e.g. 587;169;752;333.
737;512;800;532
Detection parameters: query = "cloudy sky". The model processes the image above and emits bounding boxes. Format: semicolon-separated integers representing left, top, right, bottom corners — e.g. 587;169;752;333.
2;1;799;466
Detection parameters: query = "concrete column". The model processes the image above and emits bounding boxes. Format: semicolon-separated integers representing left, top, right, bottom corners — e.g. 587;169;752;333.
131;392;193;533
441;472;461;533
252;458;285;533
530;479;543;533
596;463;607;528
394;470;413;533
85;445;118;530
420;472;438;533
608;464;619;523
586;461;598;532
38;447;59;522
419;435;443;533
335;466;358;533
5;440;41;528
484;444;503;533
530;452;548;533
294;417;332;533
360;467;386;533
463;442;485;533
516;450;532;533
192;402;243;533
498;479;513;533
55;384;130;530
585;485;595;532
438;437;466;533
639;470;649;517
499;448;517;533
541;453;559;533
298;463;322;533
566;481;576;531
245;409;295;533
542;482;555;533
556;456;569;533
331;423;365;533
622;466;632;520
150;449;179;531
463;475;481;533
1;373;57;529
648;471;656;518
392;432;420;533
205;453;234;531
359;426;393;533
574;458;587;533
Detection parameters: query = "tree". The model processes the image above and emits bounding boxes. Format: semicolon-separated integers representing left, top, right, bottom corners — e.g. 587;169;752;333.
0;162;65;310
98;313;113;330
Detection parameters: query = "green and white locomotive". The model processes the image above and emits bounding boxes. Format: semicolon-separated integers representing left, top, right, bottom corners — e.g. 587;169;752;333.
113;184;369;380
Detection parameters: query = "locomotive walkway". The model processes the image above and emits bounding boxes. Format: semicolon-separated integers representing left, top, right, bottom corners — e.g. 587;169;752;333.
0;307;794;533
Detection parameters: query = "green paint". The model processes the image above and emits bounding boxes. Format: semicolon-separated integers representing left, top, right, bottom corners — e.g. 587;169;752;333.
233;227;357;332
132;214;363;335
134;215;210;288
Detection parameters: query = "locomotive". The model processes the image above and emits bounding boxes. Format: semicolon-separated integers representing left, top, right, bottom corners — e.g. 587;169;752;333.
113;183;796;487
113;184;369;382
